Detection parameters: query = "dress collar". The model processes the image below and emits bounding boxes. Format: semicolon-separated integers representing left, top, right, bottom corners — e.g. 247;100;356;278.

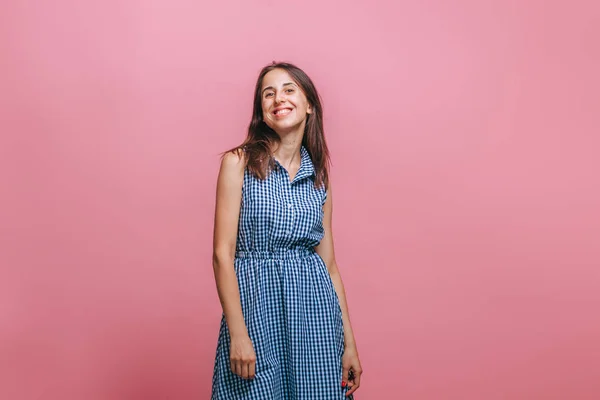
296;146;316;181
272;145;315;183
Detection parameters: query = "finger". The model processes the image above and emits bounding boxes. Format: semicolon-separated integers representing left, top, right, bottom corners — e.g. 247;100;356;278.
235;361;242;378
346;368;355;388
241;363;249;380
346;383;359;396
249;360;256;380
346;372;361;396
341;366;349;388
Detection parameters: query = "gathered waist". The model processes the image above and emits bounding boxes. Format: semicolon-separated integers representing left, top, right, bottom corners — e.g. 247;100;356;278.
235;248;317;260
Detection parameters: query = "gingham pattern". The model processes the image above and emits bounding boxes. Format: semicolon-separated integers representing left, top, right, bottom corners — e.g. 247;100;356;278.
211;146;352;399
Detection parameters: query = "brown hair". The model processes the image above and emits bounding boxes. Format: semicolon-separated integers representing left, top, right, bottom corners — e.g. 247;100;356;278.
225;61;330;188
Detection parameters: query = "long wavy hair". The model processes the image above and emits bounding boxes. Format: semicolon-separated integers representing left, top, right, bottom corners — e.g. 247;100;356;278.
226;61;330;189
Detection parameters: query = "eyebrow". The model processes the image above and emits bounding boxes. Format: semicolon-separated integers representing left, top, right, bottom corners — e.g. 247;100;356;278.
261;82;296;94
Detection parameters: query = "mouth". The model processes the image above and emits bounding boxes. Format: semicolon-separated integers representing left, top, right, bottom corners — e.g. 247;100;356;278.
273;108;293;117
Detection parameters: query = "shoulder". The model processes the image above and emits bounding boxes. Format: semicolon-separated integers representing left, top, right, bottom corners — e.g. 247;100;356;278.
217;148;246;185
220;148;246;170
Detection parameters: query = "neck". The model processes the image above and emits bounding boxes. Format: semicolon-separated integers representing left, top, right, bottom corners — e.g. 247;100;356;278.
272;132;303;168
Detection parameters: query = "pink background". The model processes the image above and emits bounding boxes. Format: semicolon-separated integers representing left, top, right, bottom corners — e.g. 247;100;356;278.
1;0;599;399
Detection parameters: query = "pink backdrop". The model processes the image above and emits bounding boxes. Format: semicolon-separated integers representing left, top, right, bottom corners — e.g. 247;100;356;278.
1;1;599;399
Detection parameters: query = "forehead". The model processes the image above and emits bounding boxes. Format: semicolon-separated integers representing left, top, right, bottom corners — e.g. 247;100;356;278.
261;68;297;89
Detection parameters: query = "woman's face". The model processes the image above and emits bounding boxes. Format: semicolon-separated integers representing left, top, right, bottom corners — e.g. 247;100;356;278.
260;68;312;135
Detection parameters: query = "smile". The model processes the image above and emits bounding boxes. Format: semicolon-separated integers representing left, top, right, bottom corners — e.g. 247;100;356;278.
274;108;292;116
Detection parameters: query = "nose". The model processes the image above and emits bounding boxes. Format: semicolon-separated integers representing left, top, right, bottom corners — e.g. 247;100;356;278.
275;90;286;104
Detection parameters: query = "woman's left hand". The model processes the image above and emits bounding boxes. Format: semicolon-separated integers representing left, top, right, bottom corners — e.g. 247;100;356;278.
342;345;362;397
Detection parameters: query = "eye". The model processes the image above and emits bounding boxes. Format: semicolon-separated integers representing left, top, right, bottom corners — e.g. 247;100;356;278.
286;88;294;93
265;92;274;98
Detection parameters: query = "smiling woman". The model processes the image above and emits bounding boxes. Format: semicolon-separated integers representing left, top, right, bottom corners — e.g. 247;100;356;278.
263;79;309;123
210;62;363;399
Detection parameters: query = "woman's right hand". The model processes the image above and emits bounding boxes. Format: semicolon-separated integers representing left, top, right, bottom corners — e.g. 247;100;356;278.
229;334;256;380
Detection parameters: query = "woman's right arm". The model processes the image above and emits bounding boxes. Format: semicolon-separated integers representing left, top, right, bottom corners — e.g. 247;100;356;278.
212;149;256;380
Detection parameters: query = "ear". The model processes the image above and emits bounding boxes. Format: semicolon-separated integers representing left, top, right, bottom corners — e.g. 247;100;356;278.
307;105;313;114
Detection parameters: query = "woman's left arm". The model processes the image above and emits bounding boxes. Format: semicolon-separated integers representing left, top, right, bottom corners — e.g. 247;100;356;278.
315;183;363;397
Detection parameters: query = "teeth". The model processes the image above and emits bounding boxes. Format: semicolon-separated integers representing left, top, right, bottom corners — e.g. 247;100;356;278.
275;109;291;115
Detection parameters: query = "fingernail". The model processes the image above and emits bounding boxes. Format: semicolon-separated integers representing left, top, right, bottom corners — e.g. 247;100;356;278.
341;381;347;387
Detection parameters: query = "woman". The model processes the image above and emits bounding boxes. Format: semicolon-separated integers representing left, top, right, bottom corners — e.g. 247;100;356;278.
211;61;362;399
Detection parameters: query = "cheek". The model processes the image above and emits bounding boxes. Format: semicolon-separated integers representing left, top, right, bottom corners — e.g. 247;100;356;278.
262;101;273;116
296;97;310;113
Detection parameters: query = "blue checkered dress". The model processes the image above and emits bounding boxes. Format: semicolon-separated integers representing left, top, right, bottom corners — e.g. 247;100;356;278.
211;146;352;399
